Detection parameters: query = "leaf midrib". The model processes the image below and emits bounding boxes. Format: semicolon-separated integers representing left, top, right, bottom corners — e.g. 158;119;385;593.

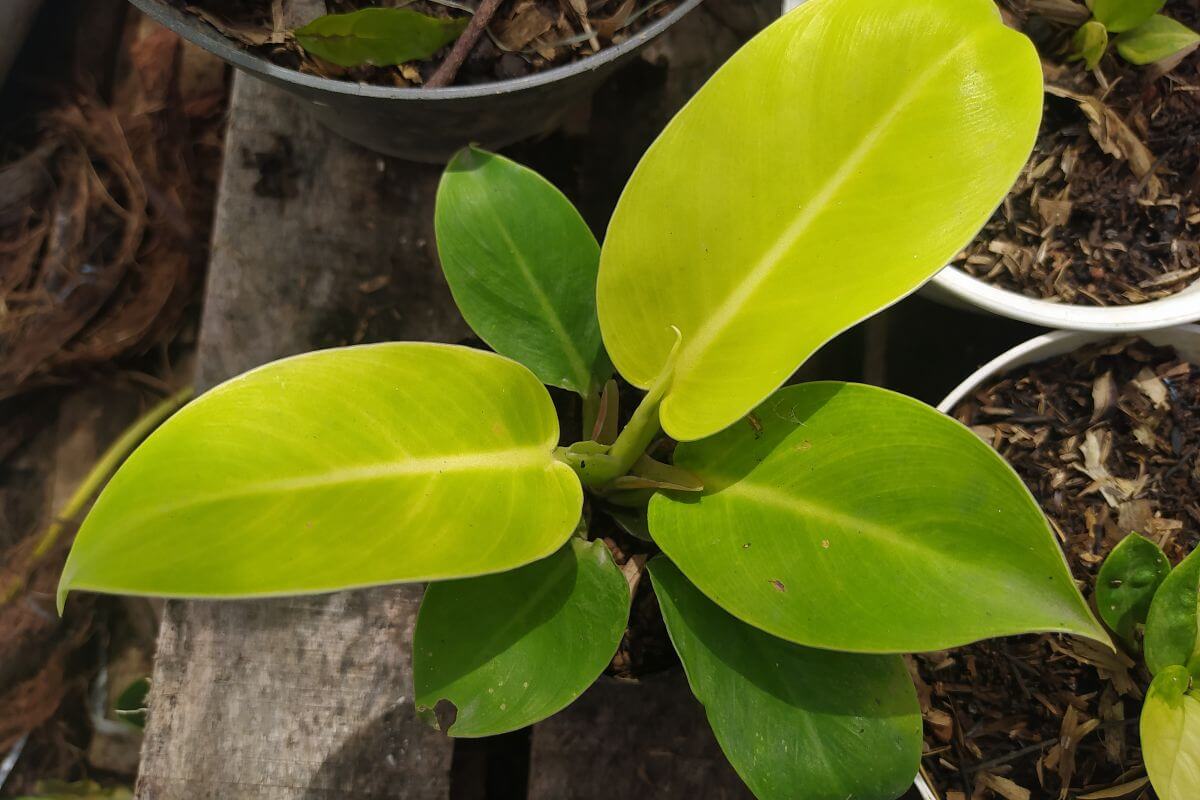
484;202;594;393
670;30;985;383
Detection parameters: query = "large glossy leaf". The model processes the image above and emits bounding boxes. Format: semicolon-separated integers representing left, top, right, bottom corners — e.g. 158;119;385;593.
1091;0;1164;34
1116;15;1200;65
294;8;466;68
1145;548;1200;676
59;344;582;607
414;538;627;737
596;0;1042;442
648;383;1105;653
649;557;920;800
1096;533;1170;647
436;147;609;397
1141;666;1200;800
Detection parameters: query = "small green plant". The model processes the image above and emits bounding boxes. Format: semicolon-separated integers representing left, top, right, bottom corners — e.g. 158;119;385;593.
57;1;1112;797
1071;0;1200;69
294;7;466;68
1097;535;1199;800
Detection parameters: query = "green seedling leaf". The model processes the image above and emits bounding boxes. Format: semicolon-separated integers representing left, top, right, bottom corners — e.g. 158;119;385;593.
414;538;628;737
1141;665;1200;800
294;8;466;68
597;0;1042;442
59;344;582;607
649;557;921;800
1116;15;1200;65
436;147;610;397
1145;547;1200;676
1072;20;1110;69
1096;533;1170;647
1090;0;1165;33
649;383;1105;653
114;677;150;729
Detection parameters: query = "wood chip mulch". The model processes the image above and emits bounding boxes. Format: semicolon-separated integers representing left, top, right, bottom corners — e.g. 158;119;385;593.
920;337;1199;800
953;0;1200;307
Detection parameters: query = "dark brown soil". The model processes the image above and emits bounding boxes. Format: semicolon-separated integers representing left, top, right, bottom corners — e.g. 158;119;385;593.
921;337;1199;799
177;0;682;87
953;0;1200;306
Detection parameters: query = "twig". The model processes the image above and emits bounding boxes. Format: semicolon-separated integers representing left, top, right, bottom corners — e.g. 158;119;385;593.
427;0;505;88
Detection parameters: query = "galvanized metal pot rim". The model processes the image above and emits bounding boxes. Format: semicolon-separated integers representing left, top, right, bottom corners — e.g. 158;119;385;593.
126;0;705;101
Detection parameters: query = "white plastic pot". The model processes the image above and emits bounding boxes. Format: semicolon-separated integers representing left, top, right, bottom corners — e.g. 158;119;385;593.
938;324;1200;413
926;268;1200;333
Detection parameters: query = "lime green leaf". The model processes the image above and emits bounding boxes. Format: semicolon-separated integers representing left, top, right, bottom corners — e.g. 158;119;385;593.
1116;15;1200;65
1090;0;1165;33
59;344;582;607
1141;666;1200;800
295;8;466;68
414;538;627;737
649;557;921;800
648;383;1105;653
436;147;609;397
596;0;1042;442
1097;533;1170;647
1072;20;1110;69
1146;548;1200;676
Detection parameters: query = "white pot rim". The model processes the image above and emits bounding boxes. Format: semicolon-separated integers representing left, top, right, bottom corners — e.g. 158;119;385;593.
938;324;1200;413
929;267;1200;332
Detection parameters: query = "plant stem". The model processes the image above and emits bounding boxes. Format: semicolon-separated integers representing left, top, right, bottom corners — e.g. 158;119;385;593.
427;0;504;88
1;387;193;605
581;385;602;441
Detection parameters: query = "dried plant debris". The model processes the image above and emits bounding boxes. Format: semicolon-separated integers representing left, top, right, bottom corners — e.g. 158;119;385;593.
952;1;1200;306
176;0;681;87
923;337;1198;799
0;25;227;400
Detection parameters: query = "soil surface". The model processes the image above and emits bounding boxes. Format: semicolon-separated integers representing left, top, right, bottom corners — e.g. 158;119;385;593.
922;338;1199;799
178;0;683;87
953;0;1200;306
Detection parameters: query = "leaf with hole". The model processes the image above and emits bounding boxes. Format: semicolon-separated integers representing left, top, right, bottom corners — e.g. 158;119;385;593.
1145;547;1200;676
648;382;1105;653
436;147;610;397
1090;0;1165;33
1116;15;1200;65
1096;533;1170;647
649;556;921;800
596;0;1042;441
294;8;466;68
59;344;582;607
414;538;628;737
1141;665;1200;800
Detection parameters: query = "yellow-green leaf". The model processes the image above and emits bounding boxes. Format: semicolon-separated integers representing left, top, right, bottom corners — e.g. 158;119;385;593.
650;557;921;800
295;8;466;68
59;344;582;607
414;538;628;737
596;0;1042;441
1116;15;1200;65
1142;666;1200;800
1072;20;1110;69
648;383;1106;653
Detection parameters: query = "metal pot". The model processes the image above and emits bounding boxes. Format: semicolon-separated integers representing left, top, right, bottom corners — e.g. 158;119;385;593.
128;0;703;162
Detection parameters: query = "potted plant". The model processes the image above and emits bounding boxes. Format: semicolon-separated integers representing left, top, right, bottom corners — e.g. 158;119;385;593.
127;0;704;161
923;0;1200;331
932;325;1200;799
57;1;1114;797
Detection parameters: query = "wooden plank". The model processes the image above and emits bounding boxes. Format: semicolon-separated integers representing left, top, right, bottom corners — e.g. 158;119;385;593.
135;74;464;800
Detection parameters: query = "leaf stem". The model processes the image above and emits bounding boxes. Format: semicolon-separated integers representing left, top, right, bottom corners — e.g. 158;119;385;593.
1;387;193;605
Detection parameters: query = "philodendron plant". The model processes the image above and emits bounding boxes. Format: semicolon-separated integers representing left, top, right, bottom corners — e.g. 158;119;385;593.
1072;0;1200;69
58;0;1111;797
1096;535;1200;799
